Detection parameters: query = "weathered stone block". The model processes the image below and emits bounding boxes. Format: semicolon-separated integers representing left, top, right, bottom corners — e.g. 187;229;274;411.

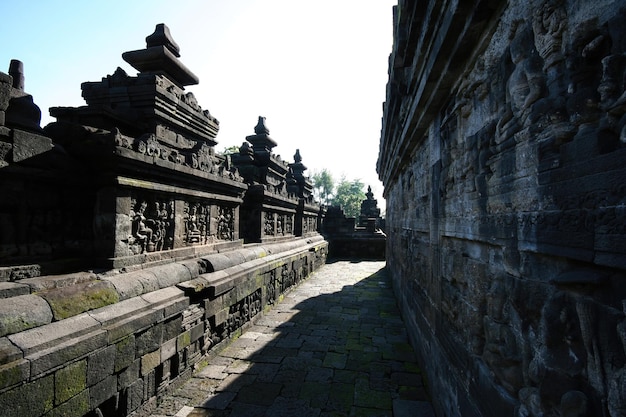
96;305;162;344
28;330;107;377
8;313;101;356
20;272;98;292
126;378;144;413
89;375;116;410
87;345;116;387
0;282;29;299
213;308;229;327
89;296;150;327
179;259;201;279
162;316;182;345
160;338;177;362
189;322;204;343
0;264;41;282
0;294;53;337
117;358;140;390
0;373;54;417
151;263;193;289
46;389;89;417
177;331;191;351
140;287;188;319
11;129;53;162
54;359;86;405
203;291;225;317
0;72;11;112
141;349;161;376
114;335;136;373
0;359;29;391
135;323;162;357
40;280;119;321
101;272;148;301
143;369;156;400
0;337;22;364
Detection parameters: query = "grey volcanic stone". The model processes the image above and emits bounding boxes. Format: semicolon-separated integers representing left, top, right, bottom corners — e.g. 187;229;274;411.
0;294;52;337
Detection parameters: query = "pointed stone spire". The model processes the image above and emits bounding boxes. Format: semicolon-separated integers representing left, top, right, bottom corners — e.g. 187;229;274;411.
246;116;277;154
146;23;180;57
122;23;199;87
254;116;270;135
5;59;42;132
8;59;24;90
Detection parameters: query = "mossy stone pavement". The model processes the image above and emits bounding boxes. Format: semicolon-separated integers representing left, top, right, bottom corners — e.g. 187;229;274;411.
147;261;435;417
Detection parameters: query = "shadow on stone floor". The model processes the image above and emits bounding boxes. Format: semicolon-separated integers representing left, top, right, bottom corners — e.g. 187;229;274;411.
146;261;435;417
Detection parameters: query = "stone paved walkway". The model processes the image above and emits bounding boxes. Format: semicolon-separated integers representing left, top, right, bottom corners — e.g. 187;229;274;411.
147;261;435;417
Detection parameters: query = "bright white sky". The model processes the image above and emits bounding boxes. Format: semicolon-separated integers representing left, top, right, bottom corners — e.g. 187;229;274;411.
0;0;395;206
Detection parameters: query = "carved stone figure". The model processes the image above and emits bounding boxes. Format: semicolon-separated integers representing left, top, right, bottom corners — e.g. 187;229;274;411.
132;200;154;253
264;212;275;237
532;0;567;72
185;203;203;244
496;25;547;146
217;206;233;240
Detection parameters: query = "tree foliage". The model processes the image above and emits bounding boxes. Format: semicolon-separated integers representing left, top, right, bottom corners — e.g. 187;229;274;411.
220;145;240;155
331;177;366;218
312;169;335;205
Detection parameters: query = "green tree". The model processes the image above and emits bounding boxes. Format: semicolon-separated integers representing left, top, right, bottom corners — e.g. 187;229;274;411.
331;177;366;218
220;145;240;155
311;169;335;205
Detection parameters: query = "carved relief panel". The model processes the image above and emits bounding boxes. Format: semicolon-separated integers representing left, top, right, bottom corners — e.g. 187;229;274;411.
184;202;236;245
125;194;237;255
129;195;175;255
264;212;275;237
223;289;262;337
263;211;295;238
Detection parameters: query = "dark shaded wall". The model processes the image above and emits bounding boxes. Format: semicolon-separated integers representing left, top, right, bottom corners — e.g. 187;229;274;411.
378;1;626;416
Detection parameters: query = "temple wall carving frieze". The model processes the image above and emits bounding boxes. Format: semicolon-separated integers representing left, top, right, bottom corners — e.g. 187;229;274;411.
379;1;626;416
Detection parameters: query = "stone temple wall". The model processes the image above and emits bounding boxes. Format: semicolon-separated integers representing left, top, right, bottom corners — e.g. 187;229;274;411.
379;1;626;416
0;25;327;417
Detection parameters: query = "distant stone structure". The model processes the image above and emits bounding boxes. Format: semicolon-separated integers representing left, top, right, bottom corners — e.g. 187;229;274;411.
322;186;386;259
379;2;626;417
231;117;320;243
358;186;384;230
0;24;326;417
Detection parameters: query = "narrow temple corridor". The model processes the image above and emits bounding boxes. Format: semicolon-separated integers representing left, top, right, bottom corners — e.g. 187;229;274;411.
142;261;435;417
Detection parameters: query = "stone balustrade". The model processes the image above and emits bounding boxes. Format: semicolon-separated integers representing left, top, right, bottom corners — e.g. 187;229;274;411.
0;24;328;417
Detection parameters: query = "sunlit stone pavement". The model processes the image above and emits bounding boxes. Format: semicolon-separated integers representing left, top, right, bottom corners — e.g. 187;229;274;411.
144;260;435;417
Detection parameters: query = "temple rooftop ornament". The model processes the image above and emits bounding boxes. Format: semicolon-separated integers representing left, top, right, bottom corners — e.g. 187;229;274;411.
51;23;219;145
246;116;277;157
254;115;271;135
294;149;303;164
4;59;43;133
122;23;199;87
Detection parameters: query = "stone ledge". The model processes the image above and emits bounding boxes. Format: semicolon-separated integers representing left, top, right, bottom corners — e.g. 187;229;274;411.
0;294;53;338
0;236;327;400
39;280;119;321
1;238;320;337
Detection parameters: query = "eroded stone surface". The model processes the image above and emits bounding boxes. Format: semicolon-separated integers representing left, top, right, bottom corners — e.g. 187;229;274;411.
379;1;626;416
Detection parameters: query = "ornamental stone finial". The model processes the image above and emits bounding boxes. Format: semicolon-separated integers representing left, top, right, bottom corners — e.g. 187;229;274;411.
8;59;24;90
122;23;198;87
146;23;181;57
254;116;270;135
